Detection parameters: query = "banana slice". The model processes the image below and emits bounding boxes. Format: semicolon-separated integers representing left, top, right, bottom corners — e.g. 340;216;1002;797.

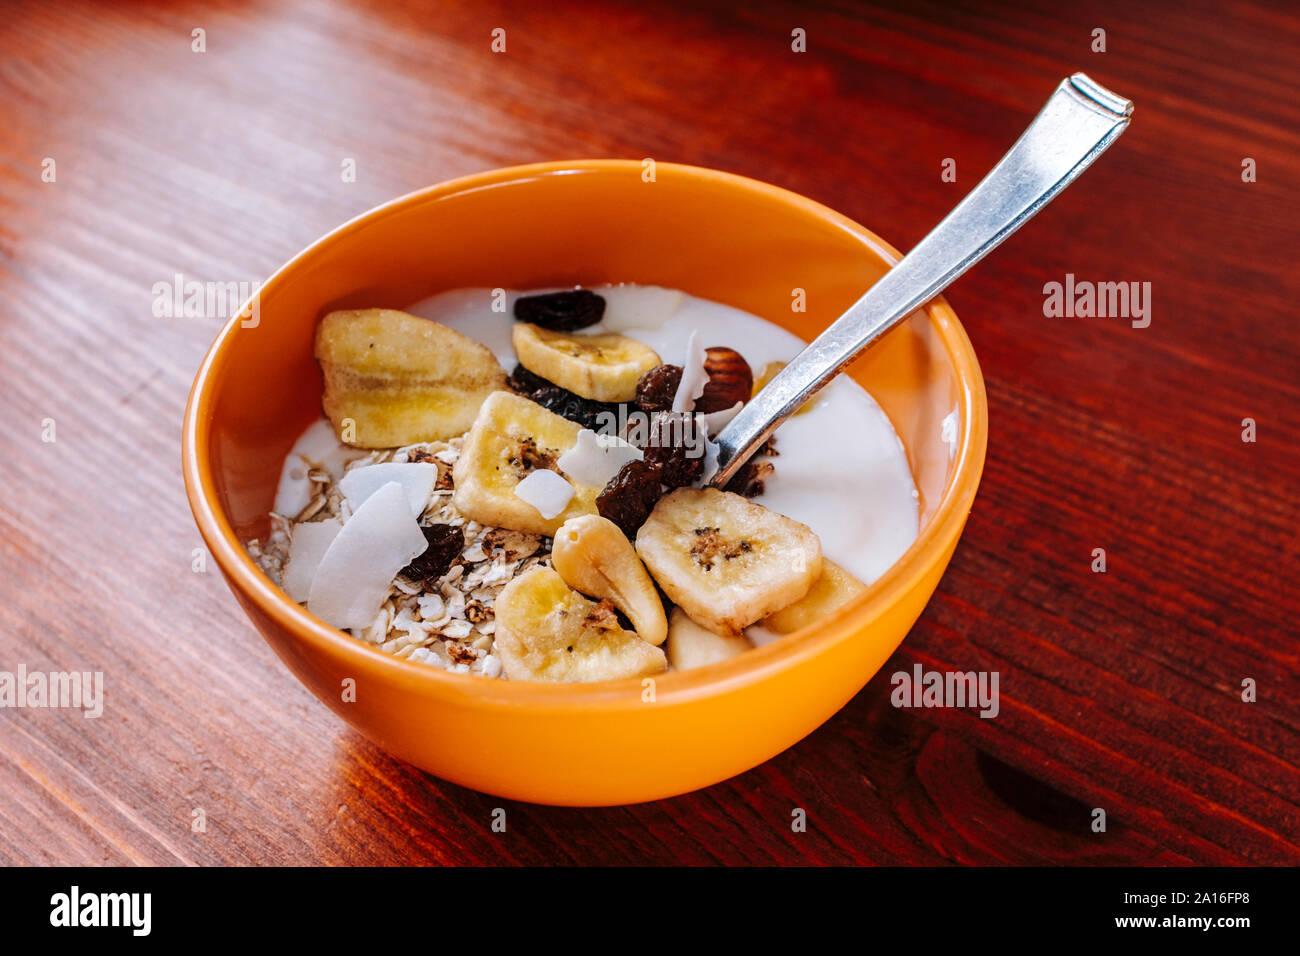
512;323;660;402
763;560;867;635
315;309;506;448
665;607;752;671
551;515;667;646
452;391;598;535
635;488;822;635
494;567;667;682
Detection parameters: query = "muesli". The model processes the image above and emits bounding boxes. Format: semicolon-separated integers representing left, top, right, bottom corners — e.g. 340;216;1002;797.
247;285;919;682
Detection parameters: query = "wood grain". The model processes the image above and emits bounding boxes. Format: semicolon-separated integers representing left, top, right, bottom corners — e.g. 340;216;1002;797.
0;0;1296;865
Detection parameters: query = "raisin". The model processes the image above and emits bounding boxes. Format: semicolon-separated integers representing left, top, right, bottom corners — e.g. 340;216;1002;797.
400;524;465;582
513;289;605;331
527;386;595;429
597;459;664;536
640;411;705;488
724;459;775;498
635;364;684;413
507;363;552;395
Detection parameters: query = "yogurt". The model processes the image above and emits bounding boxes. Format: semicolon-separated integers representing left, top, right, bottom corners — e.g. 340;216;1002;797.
407;285;920;587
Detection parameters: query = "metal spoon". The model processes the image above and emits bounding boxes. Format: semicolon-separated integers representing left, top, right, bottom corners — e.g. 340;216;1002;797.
709;73;1133;487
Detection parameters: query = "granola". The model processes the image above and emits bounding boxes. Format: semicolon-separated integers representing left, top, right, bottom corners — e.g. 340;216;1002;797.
248;437;550;679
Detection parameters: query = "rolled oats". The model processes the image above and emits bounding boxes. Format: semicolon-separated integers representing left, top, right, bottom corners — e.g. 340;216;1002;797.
246;436;547;679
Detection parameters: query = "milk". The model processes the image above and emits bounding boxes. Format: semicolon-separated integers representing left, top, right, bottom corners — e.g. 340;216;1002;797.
408;285;919;588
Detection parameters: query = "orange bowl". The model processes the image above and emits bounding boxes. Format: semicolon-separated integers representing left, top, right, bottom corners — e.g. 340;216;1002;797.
182;160;987;806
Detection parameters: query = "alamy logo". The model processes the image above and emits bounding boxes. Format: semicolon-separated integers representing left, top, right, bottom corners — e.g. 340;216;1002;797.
0;666;103;718
50;886;151;936
1042;273;1151;328
890;665;999;718
151;272;260;326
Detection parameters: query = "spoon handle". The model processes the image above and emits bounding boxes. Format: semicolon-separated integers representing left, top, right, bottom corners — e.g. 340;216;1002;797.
709;73;1133;487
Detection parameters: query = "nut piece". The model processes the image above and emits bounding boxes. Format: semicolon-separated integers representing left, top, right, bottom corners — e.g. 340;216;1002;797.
552;515;668;646
695;347;753;414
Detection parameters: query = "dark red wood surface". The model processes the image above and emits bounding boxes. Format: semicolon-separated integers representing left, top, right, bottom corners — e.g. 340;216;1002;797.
0;0;1296;865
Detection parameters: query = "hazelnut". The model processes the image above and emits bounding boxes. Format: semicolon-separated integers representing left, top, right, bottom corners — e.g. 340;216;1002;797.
695;347;753;414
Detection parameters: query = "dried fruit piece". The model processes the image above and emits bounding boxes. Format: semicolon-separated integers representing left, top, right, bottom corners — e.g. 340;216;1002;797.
640;411;706;489
552;515;668;646
596;458;664;537
529;385;623;431
513;289;606;331
635;364;684;413
494;567;667;682
400;523;465;582
763;560;866;634
723;458;775;498
452;391;598;535
513;323;661;402
695;347;753;414
666;607;752;670
315;309;507;448
634;487;822;635
507;363;552;396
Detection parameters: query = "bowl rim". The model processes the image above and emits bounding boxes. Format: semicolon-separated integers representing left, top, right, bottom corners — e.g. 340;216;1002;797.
182;159;987;711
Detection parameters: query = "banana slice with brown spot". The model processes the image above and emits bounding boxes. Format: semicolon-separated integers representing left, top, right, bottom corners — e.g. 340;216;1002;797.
494;567;667;682
635;488;822;635
512;323;660;402
315;309;506;448
452;391;598;535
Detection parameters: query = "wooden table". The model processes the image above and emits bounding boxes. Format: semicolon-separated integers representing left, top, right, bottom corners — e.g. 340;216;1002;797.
1;0;1296;866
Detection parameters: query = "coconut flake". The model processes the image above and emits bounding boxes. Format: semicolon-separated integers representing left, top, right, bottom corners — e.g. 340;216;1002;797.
282;519;343;602
296;418;365;477
513;469;574;519
273;456;314;518
672;329;707;412
557;429;644;488
308;481;428;629
274;419;367;515
599;284;685;331
338;462;438;518
697;401;744;436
